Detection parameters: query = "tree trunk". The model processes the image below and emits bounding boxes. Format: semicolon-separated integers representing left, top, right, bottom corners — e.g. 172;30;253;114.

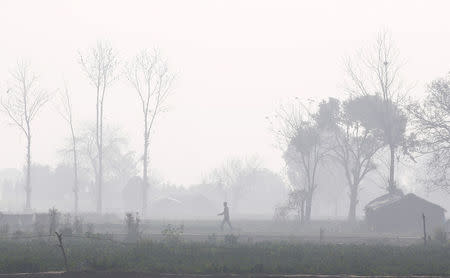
73;136;79;215
300;200;305;223
388;144;396;193
74;184;78;215
97;144;103;214
96;92;104;215
348;185;358;222
305;193;312;222
25;134;31;211
142;130;149;217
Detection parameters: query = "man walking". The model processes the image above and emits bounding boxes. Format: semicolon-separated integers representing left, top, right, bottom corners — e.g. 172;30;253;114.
218;202;232;231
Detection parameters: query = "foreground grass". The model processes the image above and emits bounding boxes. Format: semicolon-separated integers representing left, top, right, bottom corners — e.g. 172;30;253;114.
0;238;450;275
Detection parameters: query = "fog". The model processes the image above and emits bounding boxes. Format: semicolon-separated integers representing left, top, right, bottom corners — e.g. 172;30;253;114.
0;0;449;223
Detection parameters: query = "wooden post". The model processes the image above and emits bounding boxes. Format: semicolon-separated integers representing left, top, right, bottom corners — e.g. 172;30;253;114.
422;213;427;246
55;232;69;272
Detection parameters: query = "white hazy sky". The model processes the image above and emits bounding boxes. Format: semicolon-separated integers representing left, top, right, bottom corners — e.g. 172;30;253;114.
1;0;450;186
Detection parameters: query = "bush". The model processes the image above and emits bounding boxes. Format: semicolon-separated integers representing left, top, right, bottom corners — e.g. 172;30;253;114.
125;212;140;242
161;224;184;245
224;234;239;246
86;223;95;235
207;233;217;244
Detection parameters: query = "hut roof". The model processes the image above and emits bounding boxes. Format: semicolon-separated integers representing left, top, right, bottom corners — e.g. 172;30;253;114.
365;193;446;212
365;193;403;211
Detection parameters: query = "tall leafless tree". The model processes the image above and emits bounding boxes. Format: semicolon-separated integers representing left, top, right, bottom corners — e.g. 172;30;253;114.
125;49;174;217
79;42;119;214
57;84;79;214
1;61;49;211
345;30;410;194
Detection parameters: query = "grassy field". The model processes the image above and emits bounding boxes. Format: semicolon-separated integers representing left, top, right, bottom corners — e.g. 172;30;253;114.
0;219;447;275
0;236;450;275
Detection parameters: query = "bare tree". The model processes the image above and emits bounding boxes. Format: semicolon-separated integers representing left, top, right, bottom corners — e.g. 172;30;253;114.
0;61;49;211
345;30;410;194
79;125;138;210
409;74;450;191
317;97;382;221
285;188;307;222
125;49;174;217
57;84;79;214
209;157;261;213
79;42;119;214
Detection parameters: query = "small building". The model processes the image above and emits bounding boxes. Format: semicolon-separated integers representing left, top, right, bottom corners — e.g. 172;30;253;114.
365;193;446;234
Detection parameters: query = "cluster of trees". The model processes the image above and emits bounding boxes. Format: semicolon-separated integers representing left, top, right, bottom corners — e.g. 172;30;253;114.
0;42;173;216
115;157;286;218
204;157;286;215
273;31;450;222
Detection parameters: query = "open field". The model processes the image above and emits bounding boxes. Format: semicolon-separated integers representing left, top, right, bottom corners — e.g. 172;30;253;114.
1;236;450;275
0;219;448;276
2;218;430;246
66;219;427;246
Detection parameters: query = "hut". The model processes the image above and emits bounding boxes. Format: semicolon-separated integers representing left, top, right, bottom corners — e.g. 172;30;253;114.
365;193;446;234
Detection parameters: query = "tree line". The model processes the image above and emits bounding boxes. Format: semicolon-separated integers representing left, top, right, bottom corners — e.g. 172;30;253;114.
272;31;450;222
1;42;174;217
1;32;449;222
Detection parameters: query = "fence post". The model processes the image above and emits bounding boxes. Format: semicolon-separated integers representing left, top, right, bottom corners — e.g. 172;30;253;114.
55;232;69;272
422;213;427;246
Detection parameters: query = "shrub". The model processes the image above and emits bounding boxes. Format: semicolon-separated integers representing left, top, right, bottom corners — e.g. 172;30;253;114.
161;224;184;245
224;234;239;246
86;223;95;235
125;212;140;242
207;233;217;244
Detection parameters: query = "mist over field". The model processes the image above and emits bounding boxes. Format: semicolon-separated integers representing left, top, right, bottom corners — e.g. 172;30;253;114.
1;1;450;276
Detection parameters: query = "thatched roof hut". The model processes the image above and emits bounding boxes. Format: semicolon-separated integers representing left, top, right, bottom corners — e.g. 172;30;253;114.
365;193;446;234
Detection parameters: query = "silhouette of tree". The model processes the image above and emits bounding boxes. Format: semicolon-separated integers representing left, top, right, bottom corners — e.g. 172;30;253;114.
345;31;412;193
1;61;49;211
273;99;330;222
125;49;174;217
79;42;119;214
317;97;383;221
57;83;80;214
409;74;450;191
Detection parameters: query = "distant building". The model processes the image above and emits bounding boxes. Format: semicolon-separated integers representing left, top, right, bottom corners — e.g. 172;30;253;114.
365;193;446;234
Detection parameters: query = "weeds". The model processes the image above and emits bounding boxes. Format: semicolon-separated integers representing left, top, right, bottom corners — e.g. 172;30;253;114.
161;224;184;245
0;237;450;274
